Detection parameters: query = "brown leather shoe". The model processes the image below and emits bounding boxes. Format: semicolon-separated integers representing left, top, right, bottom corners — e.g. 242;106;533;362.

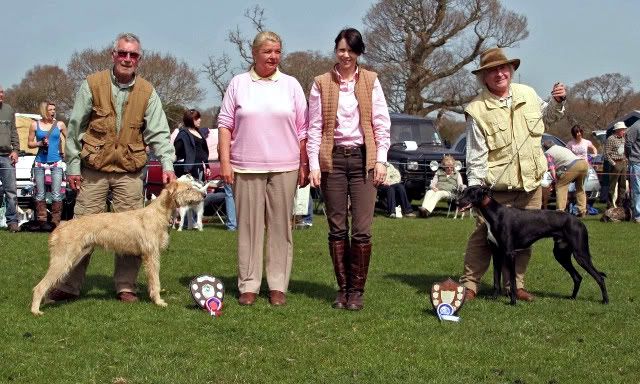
238;292;257;306
117;291;139;303
268;290;286;306
515;288;535;302
48;289;79;302
464;288;477;301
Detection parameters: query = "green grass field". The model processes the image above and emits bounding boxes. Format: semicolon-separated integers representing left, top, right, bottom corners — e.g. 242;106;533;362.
1;209;638;384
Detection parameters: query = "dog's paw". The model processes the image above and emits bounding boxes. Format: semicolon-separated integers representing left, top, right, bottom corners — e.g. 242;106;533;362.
31;309;44;316
155;299;168;307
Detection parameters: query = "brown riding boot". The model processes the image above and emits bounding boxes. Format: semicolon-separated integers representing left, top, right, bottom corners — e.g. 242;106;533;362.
329;239;349;309
51;201;63;227
347;242;372;311
35;200;48;224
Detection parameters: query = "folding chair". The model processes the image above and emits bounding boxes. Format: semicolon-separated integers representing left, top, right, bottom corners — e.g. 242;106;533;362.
144;160;164;203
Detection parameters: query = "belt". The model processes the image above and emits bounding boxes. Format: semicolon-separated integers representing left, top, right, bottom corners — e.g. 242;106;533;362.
333;145;364;157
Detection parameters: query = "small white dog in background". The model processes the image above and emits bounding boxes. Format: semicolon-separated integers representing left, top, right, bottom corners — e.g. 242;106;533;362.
175;174;214;231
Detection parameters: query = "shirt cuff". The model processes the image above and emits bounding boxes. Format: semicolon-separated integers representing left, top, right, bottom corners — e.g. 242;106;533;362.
161;159;175;172
376;148;388;163
309;157;320;171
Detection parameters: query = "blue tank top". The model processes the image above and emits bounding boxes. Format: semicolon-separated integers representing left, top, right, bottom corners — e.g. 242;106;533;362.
35;121;62;163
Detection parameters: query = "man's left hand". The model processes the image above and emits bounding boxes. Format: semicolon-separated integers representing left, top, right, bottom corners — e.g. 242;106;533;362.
552;82;566;102
162;171;176;184
9;151;18;166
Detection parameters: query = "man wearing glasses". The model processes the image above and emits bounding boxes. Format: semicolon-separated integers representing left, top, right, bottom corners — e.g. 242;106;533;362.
47;32;176;304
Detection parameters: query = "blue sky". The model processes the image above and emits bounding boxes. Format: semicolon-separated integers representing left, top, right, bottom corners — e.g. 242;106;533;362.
3;0;639;110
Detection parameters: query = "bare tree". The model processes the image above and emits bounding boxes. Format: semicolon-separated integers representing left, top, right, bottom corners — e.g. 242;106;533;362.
567;73;636;129
203;5;266;102
67;46;204;128
4;65;75;116
363;0;528;116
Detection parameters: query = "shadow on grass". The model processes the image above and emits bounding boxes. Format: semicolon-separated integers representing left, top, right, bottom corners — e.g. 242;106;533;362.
177;275;336;304
385;272;493;295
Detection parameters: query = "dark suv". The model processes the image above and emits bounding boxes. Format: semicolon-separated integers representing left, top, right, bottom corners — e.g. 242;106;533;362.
386;113;464;200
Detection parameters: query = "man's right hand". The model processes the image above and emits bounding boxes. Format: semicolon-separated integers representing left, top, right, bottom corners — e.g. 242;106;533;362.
68;175;82;191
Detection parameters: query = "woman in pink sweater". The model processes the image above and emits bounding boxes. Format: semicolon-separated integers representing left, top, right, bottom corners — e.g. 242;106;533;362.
307;28;391;310
218;31;309;307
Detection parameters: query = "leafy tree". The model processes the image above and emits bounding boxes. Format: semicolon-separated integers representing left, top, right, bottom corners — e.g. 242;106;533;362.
4;65;74;116
363;0;528;117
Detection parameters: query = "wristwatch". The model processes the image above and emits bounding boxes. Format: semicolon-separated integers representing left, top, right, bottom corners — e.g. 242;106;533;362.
376;161;389;167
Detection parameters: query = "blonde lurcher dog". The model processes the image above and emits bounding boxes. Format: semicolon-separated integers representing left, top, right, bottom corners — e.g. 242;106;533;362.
31;181;204;315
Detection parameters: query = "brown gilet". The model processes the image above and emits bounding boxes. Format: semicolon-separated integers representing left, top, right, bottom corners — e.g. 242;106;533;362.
315;67;378;173
82;70;152;173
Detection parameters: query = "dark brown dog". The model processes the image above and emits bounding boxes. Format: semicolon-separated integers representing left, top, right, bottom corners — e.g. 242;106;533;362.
457;185;609;305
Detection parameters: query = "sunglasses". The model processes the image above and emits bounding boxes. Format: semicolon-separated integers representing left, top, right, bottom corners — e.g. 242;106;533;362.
114;50;141;60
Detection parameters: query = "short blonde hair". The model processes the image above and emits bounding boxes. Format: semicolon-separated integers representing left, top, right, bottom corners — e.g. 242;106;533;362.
38;101;55;119
251;31;282;56
442;154;455;168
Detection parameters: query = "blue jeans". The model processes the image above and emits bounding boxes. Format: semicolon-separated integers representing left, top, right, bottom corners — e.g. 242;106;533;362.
33;165;64;202
0;156;17;224
224;183;237;230
302;195;313;225
629;162;640;220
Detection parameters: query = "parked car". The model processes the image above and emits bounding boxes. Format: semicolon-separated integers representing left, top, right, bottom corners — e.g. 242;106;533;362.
452;132;601;203
386;113;464;200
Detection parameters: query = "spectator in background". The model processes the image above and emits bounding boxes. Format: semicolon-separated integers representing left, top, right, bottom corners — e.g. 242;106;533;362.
624;120;640;223
566;124;597;162
543;141;589;217
380;162;415;218
173;109;209;181
0;85;20;233
28;101;67;229
417;155;463;217
604;121;628;208
218;31;308;307
205;126;237;232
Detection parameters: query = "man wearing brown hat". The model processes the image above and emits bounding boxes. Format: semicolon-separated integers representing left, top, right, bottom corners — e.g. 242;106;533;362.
605;121;628;208
460;47;567;302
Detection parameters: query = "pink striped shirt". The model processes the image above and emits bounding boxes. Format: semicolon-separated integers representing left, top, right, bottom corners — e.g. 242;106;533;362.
307;67;391;170
217;70;308;172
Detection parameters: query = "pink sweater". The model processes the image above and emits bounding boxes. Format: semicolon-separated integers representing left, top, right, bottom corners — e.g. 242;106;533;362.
218;71;308;171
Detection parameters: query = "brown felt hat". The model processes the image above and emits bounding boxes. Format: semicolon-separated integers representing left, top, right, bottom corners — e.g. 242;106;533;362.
472;47;520;75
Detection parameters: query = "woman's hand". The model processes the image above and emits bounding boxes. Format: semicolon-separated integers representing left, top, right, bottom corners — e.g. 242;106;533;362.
373;162;387;187
298;164;310;187
220;161;234;185
309;170;321;188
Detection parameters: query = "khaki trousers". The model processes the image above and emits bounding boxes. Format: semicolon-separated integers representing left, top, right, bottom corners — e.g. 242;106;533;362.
420;189;453;213
556;159;589;214
234;171;298;294
55;167;144;296
460;187;542;293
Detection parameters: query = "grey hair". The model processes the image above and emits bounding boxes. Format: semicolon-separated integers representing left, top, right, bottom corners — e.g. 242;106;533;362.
113;32;142;53
474;63;514;91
